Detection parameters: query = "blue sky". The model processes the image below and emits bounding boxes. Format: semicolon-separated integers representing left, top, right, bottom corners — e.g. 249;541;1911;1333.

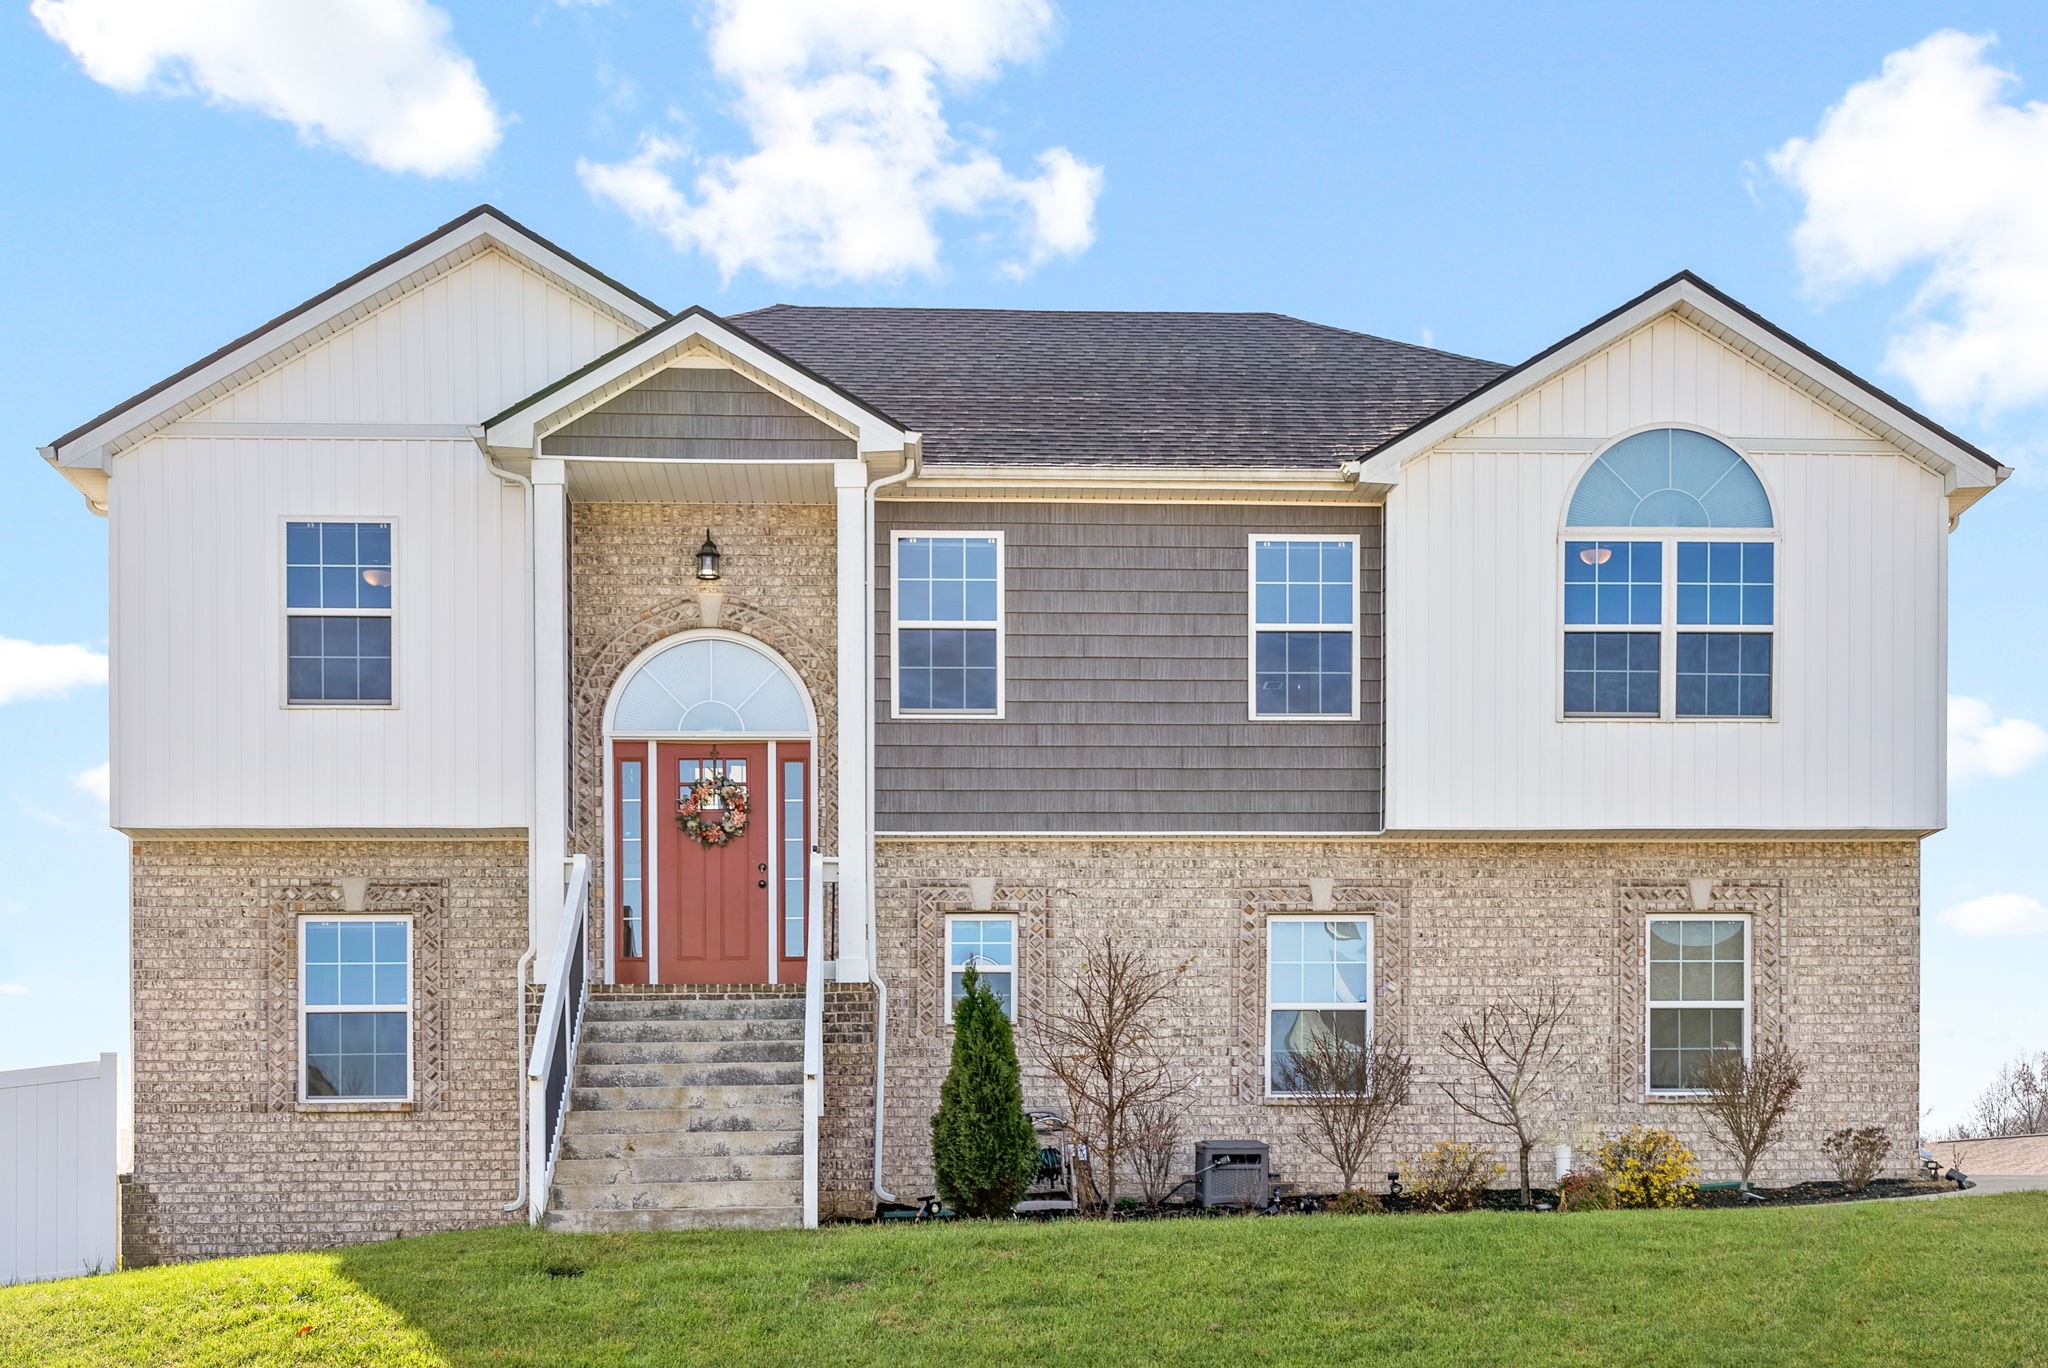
3;0;2044;1132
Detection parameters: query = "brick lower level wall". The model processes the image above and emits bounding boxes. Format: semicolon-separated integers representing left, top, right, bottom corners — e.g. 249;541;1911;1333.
125;839;527;1264
872;837;1921;1200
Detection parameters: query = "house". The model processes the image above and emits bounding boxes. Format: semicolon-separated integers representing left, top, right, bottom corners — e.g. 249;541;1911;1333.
40;207;2005;1259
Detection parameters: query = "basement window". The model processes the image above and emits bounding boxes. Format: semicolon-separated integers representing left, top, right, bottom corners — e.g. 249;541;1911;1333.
300;917;412;1102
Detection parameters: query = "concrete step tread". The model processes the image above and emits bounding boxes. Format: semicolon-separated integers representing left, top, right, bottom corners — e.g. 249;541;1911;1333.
542;1206;802;1233
580;1020;803;1045
584;1000;803;1023
558;1107;801;1136
559;1129;803;1161
553;1153;804;1186
578;1062;803;1089
550;1178;802;1212
581;1040;802;1066
570;1083;802;1113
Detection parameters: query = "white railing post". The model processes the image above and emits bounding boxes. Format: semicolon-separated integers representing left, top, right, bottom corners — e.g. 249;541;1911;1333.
801;852;826;1228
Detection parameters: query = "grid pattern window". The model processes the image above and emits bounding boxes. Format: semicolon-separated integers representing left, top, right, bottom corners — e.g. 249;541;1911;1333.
286;521;393;704
617;759;645;960
895;534;1001;715
1250;536;1358;717
946;916;1015;1020
300;918;410;1101
1560;432;1777;722
1646;917;1748;1092
1266;916;1371;1094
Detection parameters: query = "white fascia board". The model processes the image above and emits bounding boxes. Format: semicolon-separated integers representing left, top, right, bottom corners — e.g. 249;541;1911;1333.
1348;279;2003;492
45;211;665;473
485;312;914;456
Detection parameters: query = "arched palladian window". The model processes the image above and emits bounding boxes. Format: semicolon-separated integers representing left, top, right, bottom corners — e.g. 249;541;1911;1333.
1562;430;1776;720
611;636;810;734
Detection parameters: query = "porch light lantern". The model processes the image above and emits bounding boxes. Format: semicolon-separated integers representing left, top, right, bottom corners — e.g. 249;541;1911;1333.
695;530;722;581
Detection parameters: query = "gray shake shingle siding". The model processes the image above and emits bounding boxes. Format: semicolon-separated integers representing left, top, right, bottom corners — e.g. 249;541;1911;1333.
874;501;1382;832
734;306;1505;470
547;367;854;461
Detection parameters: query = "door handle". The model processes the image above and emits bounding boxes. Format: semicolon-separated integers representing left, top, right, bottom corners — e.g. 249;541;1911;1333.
757;879;769;889
757;863;768;872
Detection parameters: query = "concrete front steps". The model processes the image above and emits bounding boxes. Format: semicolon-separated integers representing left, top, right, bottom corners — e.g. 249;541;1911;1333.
542;988;805;1232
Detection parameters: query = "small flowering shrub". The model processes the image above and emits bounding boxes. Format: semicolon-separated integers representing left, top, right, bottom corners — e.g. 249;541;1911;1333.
1556;1165;1617;1212
1331;1189;1383;1215
1820;1126;1890;1193
1597;1125;1698;1209
1402;1141;1504;1212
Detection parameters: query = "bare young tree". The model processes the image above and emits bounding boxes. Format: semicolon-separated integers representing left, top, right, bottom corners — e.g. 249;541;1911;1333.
1277;1032;1412;1195
1126;1100;1186;1209
1437;992;1578;1207
1961;1051;2048;1139
1695;1045;1803;1190
1033;934;1194;1215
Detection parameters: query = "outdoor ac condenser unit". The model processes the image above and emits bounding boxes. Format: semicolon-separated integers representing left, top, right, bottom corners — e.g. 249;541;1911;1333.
1193;1140;1270;1209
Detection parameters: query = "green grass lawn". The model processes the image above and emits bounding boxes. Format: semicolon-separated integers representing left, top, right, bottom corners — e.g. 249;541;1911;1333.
4;1194;2047;1367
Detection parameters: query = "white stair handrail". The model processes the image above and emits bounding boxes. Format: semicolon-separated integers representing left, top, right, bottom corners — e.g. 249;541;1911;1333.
527;853;593;1223
800;851;826;1228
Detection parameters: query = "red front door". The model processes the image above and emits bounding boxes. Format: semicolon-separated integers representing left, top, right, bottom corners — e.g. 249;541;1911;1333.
655;744;769;983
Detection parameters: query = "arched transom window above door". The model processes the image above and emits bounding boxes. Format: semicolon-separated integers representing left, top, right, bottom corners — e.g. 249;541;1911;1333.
611;636;810;735
1561;429;1777;721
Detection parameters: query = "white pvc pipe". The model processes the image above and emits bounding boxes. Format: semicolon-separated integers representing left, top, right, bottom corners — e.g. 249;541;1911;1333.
502;946;536;1212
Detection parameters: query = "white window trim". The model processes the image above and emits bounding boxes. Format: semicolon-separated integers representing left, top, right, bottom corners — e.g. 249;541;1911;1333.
890;530;1007;721
1263;913;1373;1099
298;912;414;1105
1643;913;1751;1098
1556;527;1780;724
1246;533;1363;723
944;913;1018;1023
281;516;399;711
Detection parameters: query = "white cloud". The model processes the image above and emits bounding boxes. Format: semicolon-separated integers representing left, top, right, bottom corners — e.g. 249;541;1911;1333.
0;984;27;997
1941;893;2048;937
0;637;107;705
577;0;1102;283
31;0;503;178
1769;31;2048;415
73;762;111;806
1949;695;2048;782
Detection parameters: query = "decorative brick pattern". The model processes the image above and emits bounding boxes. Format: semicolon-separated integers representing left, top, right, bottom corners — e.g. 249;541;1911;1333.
911;884;1053;1037
258;878;450;1114
127;839;527;1264
568;503;839;970
1612;880;1786;1103
1233;884;1408;1105
874;838;1919;1199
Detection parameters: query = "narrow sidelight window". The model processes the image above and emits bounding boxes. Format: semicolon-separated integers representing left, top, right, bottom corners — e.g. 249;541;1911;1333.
893;533;1002;716
781;756;807;959
286;520;393;705
1646;916;1749;1092
946;915;1016;1020
1266;916;1371;1094
616;752;645;961
300;917;411;1101
1250;535;1359;718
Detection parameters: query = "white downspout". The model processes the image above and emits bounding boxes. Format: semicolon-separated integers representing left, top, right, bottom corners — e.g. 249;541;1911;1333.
863;446;917;1204
472;428;540;1213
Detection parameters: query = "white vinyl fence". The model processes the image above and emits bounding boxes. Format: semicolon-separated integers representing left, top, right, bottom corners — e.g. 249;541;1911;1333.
2;1054;120;1285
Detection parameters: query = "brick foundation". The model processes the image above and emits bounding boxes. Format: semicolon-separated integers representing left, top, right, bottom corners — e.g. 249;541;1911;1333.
126;838;527;1264
871;837;1920;1199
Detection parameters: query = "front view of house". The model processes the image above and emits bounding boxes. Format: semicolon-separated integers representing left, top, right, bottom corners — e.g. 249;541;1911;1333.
41;207;2005;1259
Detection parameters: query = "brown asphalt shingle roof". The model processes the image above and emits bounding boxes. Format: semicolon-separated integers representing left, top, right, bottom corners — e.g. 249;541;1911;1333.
731;305;1508;470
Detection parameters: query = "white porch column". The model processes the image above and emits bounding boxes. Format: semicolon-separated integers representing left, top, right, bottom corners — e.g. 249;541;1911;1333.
530;457;571;976
833;461;873;982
